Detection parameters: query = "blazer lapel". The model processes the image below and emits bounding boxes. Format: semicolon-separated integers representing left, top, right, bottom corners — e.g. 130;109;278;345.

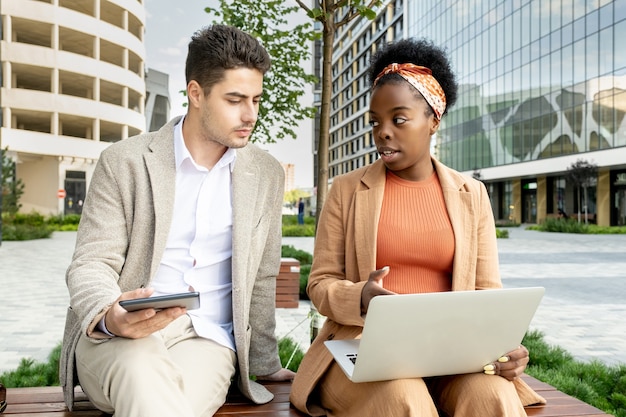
354;161;387;281
231;146;260;292
144;117;179;279
433;158;475;290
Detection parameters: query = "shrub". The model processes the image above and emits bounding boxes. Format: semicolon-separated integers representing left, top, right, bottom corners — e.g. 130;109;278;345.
281;245;313;265
282;224;315;237
278;337;305;372
282;214;315;237
528;219;626;234
523;329;626;417
0;224;53;240
496;228;509;238
55;224;80;232
1;212;80;239
299;264;311;300
1;146;25;214
282;214;315;226
4;212;46;226
46;214;81;227
539;218;591;233
585;224;626;234
0;343;61;387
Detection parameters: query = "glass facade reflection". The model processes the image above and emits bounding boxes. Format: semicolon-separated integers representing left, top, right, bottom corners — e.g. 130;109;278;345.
408;0;626;171
322;0;626;226
404;0;626;225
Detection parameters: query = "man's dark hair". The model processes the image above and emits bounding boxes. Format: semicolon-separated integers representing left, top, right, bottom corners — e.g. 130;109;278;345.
368;38;458;115
185;24;271;95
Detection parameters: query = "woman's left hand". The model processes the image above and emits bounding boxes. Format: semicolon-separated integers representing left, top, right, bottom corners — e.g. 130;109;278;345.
483;345;529;381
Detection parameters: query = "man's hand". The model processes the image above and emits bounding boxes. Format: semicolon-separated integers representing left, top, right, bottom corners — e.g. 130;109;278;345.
360;266;396;314
256;368;296;382
483;345;529;381
104;288;187;339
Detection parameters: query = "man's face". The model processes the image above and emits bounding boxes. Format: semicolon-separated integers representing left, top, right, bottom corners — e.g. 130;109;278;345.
199;67;264;149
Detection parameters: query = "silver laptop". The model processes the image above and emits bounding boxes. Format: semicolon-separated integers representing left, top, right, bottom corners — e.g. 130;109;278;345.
324;286;544;383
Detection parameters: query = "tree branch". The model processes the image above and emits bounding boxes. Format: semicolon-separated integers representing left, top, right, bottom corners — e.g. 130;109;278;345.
337;8;357;26
294;0;312;15
336;0;382;27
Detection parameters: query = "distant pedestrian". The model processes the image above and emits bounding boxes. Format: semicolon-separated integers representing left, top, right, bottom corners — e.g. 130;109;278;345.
297;197;305;225
558;208;568;219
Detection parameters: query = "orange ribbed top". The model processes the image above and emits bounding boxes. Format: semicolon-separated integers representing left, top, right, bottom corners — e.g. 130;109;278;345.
376;170;454;294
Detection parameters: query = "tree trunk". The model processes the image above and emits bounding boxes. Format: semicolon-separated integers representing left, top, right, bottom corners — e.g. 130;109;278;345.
314;23;335;224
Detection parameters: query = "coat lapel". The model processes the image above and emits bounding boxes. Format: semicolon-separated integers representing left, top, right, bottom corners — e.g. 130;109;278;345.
231;146;260;294
354;161;387;280
144;117;179;279
432;158;475;290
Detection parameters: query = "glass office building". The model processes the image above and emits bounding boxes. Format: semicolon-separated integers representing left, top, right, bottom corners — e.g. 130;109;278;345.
325;0;626;226
327;1;404;180
407;0;626;225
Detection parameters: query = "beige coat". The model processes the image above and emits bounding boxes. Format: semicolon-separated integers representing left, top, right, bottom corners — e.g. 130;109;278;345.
60;117;285;409
290;158;545;415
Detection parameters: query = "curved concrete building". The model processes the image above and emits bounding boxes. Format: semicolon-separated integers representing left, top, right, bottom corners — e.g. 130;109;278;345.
1;0;146;215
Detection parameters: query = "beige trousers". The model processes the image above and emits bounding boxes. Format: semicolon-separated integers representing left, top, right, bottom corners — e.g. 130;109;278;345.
75;315;237;417
319;362;527;417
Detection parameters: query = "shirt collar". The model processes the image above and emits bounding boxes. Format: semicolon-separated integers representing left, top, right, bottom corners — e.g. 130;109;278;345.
174;117;237;172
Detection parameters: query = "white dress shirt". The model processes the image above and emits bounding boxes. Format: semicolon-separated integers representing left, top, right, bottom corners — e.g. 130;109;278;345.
151;117;236;350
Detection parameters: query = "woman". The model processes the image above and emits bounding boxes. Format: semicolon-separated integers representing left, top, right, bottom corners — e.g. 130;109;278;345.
290;38;546;416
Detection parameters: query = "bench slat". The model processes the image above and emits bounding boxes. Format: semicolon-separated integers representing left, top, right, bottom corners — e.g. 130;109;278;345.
3;376;612;417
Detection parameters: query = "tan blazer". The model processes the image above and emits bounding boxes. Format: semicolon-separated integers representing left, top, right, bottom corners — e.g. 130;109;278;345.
60;117;285;409
290;158;545;415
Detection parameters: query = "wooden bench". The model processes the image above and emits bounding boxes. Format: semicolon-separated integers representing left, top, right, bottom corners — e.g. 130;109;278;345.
2;375;612;416
276;258;301;308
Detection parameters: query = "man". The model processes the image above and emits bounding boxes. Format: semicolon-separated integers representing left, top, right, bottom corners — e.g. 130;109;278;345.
60;25;294;416
297;198;305;225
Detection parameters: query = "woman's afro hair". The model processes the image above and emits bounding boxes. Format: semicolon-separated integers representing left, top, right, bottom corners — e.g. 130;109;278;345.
368;38;458;114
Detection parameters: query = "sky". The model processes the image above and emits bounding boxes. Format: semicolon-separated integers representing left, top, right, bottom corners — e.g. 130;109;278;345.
143;0;315;190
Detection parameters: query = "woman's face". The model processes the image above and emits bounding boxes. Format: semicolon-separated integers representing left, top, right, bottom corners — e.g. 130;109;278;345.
369;81;440;181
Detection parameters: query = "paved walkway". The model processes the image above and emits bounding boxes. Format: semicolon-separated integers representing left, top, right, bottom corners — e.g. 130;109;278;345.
1;229;625;373
496;227;626;366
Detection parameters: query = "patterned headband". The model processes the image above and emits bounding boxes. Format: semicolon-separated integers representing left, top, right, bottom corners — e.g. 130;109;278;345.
373;63;446;120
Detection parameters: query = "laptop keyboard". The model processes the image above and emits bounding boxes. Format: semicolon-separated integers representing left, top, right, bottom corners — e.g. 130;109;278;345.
347;353;358;364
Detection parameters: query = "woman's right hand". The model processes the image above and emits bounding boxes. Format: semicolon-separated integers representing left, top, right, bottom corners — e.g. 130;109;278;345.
360;266;396;314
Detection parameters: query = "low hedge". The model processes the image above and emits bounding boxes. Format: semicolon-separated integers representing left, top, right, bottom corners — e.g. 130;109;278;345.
1;212;80;240
529;218;626;234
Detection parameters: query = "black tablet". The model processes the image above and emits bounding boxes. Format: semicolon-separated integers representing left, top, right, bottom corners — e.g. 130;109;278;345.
119;292;200;312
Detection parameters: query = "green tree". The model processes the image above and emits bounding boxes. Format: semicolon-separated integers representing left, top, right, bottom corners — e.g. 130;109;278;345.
566;159;597;224
205;0;382;221
284;189;311;207
1;146;25;214
205;0;318;145
294;0;382;220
